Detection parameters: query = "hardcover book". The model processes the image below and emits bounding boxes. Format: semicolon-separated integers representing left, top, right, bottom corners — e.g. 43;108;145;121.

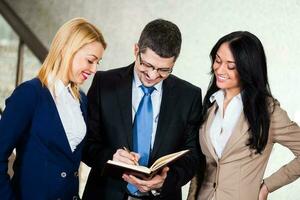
102;149;190;180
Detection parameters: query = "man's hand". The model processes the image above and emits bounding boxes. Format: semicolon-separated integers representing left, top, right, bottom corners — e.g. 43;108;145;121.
258;182;269;200
112;149;140;165
122;167;169;193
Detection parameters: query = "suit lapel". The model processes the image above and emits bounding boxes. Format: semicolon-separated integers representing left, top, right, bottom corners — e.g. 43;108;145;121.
203;102;250;162
151;76;177;159
203;104;219;162
221;112;249;158
116;65;134;150
43;86;74;159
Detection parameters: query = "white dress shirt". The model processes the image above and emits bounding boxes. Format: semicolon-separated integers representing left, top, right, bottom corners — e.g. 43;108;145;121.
49;78;86;152
132;70;163;149
209;90;243;158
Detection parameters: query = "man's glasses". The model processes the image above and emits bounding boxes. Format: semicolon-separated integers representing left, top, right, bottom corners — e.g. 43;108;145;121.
138;52;173;77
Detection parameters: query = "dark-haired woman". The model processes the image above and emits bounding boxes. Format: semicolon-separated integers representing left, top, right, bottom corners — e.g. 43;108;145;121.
188;31;300;200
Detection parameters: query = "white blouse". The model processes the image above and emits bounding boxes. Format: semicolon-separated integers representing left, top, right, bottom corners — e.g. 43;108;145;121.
49;79;86;152
209;90;243;158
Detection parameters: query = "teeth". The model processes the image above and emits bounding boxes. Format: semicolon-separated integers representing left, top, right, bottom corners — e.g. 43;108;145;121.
218;75;228;80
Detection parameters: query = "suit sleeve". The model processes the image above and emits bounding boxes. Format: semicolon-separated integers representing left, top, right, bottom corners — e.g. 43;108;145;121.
82;72;115;171
263;101;300;192
0;82;38;200
160;88;205;197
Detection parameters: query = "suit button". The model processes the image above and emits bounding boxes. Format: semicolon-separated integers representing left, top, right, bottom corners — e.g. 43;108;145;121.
61;172;67;178
73;196;78;200
213;182;217;188
74;171;78;177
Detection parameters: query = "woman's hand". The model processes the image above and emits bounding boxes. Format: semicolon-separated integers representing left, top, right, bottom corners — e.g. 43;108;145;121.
258;182;269;200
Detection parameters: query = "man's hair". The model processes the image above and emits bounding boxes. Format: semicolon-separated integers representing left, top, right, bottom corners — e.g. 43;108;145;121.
138;19;182;61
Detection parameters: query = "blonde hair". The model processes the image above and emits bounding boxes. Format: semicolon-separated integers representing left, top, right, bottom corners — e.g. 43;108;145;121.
38;17;107;100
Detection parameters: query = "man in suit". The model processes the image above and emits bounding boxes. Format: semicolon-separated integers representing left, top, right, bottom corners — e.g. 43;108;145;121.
82;19;203;200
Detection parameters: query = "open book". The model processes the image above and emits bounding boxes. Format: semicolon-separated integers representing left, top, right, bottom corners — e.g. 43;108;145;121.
102;149;190;180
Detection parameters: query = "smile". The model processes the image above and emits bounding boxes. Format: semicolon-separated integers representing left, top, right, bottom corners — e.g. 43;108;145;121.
216;74;229;81
82;71;91;80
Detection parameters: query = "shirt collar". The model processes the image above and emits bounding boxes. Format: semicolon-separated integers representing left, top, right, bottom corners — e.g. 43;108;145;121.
47;75;73;98
210;90;242;104
55;79;71;97
133;68;163;93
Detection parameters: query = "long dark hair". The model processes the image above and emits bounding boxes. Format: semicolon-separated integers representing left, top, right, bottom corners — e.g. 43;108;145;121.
202;31;274;154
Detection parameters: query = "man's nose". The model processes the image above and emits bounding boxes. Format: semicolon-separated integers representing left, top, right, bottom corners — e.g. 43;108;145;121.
147;69;160;79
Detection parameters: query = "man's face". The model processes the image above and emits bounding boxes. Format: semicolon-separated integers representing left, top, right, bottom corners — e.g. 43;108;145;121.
134;45;175;87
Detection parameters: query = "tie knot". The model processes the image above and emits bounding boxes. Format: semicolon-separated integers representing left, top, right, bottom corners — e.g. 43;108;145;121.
140;85;155;95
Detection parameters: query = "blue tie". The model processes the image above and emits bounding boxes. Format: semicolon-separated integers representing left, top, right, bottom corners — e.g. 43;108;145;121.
127;85;155;195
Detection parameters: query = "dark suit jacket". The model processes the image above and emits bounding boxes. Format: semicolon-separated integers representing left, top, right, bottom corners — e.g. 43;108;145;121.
82;64;203;200
0;78;87;200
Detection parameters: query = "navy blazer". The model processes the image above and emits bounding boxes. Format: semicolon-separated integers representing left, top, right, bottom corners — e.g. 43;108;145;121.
0;78;87;200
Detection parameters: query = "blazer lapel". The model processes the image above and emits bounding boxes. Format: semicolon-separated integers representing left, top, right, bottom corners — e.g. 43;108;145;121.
221;112;249;158
151;76;177;159
203;104;219;162
43;87;74;158
116;65;134;150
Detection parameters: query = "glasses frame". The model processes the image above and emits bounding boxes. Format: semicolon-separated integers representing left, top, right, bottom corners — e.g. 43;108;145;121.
138;52;173;77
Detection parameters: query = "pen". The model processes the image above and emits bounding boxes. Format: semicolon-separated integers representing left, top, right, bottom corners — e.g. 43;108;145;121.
123;147;139;166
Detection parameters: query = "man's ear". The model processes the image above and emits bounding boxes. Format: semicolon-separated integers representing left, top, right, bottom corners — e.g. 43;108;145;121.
134;43;139;57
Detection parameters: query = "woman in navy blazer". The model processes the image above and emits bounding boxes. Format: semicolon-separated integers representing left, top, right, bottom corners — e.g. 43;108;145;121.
0;18;106;200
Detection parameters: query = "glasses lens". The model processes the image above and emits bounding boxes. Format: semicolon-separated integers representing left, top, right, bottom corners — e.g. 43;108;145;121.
159;68;172;77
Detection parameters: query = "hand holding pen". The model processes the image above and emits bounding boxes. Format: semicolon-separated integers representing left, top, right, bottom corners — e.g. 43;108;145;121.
123;147;139;166
112;147;140;166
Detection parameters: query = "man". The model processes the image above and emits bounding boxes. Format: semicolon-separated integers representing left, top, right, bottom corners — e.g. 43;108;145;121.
82;19;203;200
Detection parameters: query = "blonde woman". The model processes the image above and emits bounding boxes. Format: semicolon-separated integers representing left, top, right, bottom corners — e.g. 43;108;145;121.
0;18;106;200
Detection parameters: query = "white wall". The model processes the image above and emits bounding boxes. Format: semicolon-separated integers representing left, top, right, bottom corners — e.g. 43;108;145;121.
5;1;300;199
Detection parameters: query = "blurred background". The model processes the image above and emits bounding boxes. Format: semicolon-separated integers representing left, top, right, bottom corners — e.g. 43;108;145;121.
1;0;300;199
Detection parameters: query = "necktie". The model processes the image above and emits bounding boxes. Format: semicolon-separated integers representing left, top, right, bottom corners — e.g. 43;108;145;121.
127;85;155;195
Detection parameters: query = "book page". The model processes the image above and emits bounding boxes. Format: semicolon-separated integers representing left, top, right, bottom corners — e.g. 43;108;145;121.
150;149;189;171
107;160;151;174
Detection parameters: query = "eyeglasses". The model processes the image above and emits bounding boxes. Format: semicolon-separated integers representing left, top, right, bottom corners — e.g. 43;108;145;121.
138;52;173;77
